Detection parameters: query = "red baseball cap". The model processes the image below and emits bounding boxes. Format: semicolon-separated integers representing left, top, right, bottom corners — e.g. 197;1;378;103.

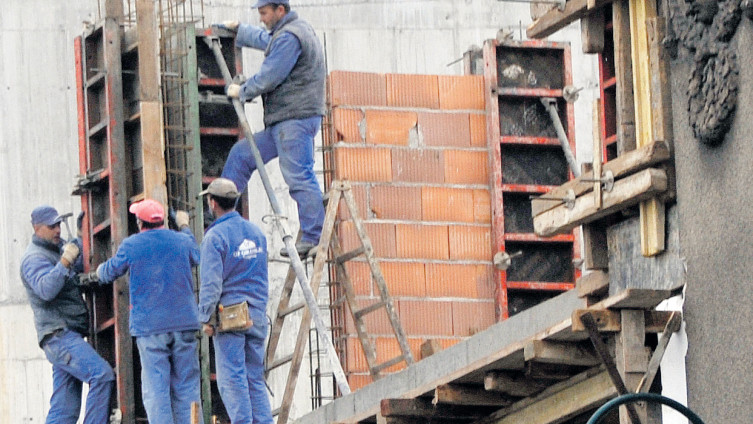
129;199;165;223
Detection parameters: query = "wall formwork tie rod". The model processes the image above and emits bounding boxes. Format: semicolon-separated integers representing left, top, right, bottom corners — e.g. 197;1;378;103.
202;35;352;396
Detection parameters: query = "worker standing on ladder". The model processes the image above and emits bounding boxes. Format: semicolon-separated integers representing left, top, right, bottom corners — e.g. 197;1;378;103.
217;0;326;257
198;178;272;424
20;205;115;424
85;199;203;424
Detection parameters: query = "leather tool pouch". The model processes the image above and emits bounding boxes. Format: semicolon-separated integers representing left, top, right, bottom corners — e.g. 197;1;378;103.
217;302;252;332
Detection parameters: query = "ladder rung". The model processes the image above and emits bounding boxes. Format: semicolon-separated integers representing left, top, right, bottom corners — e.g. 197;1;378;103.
353;301;387;319
271;408;280;417
372;355;408;373
278;302;305;317
266;354;294;372
336;246;366;263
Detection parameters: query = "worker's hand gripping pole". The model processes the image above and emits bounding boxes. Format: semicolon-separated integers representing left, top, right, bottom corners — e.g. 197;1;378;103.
202;36;351;396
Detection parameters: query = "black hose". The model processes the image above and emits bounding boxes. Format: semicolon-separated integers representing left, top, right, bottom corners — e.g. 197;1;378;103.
587;393;705;424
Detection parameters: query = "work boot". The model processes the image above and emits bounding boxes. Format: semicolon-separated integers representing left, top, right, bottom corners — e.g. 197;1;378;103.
280;240;318;258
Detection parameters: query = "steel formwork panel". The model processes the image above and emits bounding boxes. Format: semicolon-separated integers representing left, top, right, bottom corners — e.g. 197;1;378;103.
482;39;581;320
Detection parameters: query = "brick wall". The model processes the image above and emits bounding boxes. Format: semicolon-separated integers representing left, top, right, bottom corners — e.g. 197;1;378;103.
324;71;495;391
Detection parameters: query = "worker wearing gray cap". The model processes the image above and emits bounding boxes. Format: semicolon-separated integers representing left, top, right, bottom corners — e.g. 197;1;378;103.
216;0;326;258
20;205;114;424
198;178;272;424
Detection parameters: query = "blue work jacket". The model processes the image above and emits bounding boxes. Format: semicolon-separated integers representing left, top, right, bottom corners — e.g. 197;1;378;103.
98;227;200;337
198;211;268;323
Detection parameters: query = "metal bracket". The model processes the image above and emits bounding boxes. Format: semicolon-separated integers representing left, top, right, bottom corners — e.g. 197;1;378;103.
72;168;108;195
532;188;576;209
493;250;524;271
581;169;615;192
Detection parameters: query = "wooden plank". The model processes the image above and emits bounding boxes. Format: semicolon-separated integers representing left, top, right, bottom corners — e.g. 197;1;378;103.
572;309;620;332
534;168;668;237
613;0;636;155
482;371;617;424
590;288;671;310
531;141;670;217
637;311;681;393
628;0;664;257
484;372;547;397
381;398;492;420
576;271;609;298
420;340;443;360
433;384;512;407
527;0;613;39
592;99;603;209
524;340;600;367
572;309;680;333
581;8;605;54
583;221;608;270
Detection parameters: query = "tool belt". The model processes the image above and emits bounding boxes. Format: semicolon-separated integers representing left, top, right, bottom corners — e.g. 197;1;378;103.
217;302;252;332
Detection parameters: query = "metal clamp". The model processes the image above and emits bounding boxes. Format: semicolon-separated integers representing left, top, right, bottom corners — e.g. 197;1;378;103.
580;169;614;192
531;189;576;209
493;250;524;271
563;85;583;103
261;214;288;225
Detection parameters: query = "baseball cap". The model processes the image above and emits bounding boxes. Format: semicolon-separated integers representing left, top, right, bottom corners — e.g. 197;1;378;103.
199;178;240;199
253;0;289;8
129;199;165;223
31;205;64;226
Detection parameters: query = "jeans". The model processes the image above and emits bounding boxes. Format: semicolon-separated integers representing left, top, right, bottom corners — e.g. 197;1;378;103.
41;329;114;424
135;330;203;424
222;116;325;245
213;309;271;424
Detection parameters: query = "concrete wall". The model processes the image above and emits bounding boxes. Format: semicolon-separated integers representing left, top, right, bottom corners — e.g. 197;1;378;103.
0;1;598;422
672;14;753;424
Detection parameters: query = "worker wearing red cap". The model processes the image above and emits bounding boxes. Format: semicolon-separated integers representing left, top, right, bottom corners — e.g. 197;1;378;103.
90;199;204;423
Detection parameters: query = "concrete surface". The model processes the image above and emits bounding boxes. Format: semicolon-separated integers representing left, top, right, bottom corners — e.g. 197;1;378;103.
672;14;753;424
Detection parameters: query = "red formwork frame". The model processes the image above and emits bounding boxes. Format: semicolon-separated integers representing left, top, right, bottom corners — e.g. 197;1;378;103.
483;39;582;321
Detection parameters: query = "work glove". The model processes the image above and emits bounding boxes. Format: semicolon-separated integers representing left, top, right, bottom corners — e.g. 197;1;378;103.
176;210;190;229
76;270;100;289
60;243;80;268
226;83;242;99
219;20;240;31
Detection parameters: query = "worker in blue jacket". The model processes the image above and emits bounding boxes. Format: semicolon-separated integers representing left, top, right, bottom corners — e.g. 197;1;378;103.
20;205;115;424
92;199;203;424
216;0;326;257
198;178;272;424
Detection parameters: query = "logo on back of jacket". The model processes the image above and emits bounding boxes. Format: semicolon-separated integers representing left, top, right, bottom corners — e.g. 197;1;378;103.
234;239;263;259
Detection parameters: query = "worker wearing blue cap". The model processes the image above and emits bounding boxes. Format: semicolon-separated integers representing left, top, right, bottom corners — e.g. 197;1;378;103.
216;0;326;258
20;205;114;424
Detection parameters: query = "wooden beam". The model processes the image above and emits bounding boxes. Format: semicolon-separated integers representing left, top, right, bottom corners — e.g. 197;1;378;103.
581;8;606;54
420;340;443;360
381;398;492;420
524;340;600;367
613;0;636;155
576;271;609;298
637;311;681;393
531;141;670;217
588;288;672;309
484;372;547;397
480;371;617;424
527;0;613;39
433;385;512;407
572;309;681;333
534;168;667;237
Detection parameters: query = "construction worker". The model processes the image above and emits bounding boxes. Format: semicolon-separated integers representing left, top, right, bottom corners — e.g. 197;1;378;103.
20;205;115;424
88;199;203;424
198;178;272;424
217;0;326;257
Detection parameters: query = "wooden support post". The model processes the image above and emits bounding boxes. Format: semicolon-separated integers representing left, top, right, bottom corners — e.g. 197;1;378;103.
613;0;637;155
136;0;168;205
628;0;664;257
616;309;661;423
581;8;606;54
